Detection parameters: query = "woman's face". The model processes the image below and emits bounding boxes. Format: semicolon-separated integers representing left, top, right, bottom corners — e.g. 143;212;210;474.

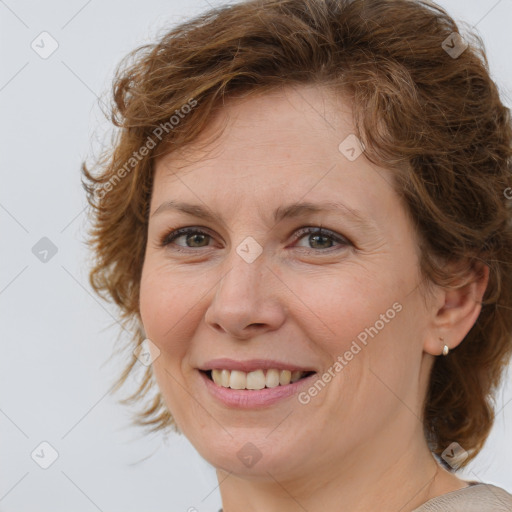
139;85;435;480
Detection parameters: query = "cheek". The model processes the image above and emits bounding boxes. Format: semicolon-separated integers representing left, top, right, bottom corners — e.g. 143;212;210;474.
139;264;195;423
139;266;164;334
291;265;419;408
139;260;208;370
139;262;187;342
289;267;402;354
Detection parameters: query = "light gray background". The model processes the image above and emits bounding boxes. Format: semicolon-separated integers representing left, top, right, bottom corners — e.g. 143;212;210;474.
1;1;511;511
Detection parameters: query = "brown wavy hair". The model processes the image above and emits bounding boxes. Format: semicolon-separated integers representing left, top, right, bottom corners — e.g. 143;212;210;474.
82;0;512;468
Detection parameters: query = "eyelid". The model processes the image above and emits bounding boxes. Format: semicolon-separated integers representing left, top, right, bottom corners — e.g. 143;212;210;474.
292;226;350;246
159;224;352;253
290;227;351;254
159;226;214;247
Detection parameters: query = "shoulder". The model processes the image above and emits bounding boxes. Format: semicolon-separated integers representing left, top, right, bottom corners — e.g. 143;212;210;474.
413;482;512;512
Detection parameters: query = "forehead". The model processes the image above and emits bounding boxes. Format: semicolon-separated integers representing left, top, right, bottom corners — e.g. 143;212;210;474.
150;84;400;230
156;84;351;169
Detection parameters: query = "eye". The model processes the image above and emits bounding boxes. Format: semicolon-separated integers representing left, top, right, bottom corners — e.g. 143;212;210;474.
159;225;351;253
160;227;213;249
292;226;350;251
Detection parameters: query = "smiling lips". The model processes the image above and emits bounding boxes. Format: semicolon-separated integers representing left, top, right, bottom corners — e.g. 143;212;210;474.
199;358;317;391
209;368;312;390
198;359;318;408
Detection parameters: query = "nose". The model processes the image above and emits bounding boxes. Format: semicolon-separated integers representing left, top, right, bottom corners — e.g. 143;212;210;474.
204;253;286;340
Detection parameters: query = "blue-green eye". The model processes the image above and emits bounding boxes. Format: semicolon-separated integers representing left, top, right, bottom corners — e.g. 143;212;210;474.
293;227;350;251
160;227;212;248
159;226;350;252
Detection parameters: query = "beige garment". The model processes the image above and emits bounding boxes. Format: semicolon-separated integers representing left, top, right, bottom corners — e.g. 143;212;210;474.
411;481;512;512
218;482;512;511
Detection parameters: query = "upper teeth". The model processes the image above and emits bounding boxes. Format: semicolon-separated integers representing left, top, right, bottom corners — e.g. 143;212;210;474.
210;369;307;390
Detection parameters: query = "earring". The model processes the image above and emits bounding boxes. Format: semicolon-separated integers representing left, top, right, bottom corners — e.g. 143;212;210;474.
440;337;449;356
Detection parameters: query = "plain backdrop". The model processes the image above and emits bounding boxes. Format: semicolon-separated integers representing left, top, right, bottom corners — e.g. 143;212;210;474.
1;0;511;511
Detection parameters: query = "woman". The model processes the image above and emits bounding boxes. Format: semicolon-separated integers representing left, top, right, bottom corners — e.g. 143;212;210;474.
82;0;512;510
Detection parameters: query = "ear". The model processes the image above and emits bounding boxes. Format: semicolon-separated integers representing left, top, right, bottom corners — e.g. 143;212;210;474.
423;262;489;356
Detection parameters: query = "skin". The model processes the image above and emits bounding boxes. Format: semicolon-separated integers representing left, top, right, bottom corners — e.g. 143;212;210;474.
139;84;489;512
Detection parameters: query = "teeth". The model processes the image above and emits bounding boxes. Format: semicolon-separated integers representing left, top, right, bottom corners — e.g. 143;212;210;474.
291;370;302;383
212;369;231;388
247;369;265;390
220;369;230;387
266;369;280;388
209;368;310;390
279;370;291;385
212;369;222;384
229;370;247;390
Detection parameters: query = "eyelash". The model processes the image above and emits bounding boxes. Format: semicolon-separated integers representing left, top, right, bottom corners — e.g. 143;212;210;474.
158;226;351;253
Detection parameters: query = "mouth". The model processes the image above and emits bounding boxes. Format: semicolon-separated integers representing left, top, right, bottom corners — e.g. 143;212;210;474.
200;368;317;390
196;358;319;408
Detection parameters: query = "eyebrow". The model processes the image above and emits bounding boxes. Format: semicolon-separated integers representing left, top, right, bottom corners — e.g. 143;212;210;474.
151;199;376;231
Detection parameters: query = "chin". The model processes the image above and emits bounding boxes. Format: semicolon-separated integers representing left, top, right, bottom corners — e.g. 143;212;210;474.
188;429;304;479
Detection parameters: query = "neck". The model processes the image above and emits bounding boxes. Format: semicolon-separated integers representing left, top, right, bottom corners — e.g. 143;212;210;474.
216;422;449;512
